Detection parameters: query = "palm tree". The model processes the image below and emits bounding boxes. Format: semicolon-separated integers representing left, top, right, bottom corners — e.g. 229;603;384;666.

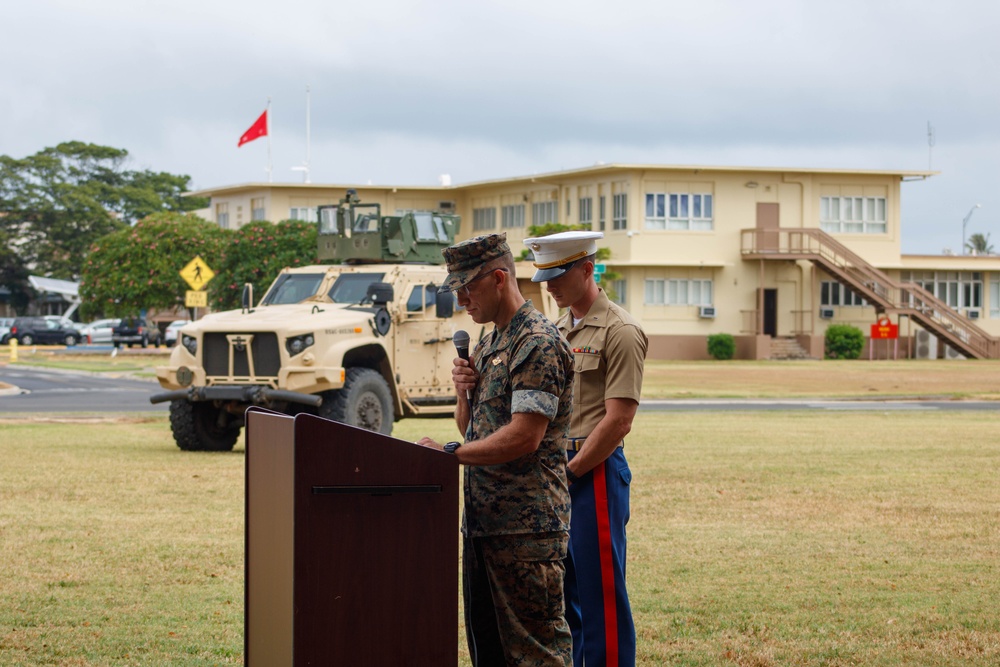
965;232;994;255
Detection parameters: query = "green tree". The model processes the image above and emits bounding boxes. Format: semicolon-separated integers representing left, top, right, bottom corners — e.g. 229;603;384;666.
0;142;208;281
965;232;994;255
79;212;228;319
210;220;318;311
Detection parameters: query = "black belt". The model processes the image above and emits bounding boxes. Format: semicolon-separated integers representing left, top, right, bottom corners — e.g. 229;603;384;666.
567;437;624;452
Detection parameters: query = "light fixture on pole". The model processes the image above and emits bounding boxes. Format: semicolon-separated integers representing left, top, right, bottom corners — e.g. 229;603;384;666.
962;204;982;254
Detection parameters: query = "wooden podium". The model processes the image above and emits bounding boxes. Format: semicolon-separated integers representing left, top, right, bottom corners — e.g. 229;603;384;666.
244;408;459;666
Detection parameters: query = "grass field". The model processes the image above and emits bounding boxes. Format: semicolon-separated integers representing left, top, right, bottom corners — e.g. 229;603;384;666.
1;408;998;666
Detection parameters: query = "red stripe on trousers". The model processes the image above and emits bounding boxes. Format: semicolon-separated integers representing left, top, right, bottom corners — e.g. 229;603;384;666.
593;461;619;664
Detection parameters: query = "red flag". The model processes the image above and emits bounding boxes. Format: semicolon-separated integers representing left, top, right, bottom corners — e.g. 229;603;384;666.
238;110;268;147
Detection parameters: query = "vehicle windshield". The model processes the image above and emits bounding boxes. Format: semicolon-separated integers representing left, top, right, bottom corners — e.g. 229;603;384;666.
261;273;325;305
327;273;386;303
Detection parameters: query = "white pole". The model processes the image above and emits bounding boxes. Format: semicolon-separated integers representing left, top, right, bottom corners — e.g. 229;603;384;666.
305;85;311;184
266;97;273;183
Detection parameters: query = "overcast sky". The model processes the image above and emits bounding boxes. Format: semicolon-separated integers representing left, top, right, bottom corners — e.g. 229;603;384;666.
3;0;998;254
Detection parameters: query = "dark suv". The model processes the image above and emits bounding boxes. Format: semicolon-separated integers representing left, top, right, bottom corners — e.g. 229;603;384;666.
7;317;83;346
112;317;163;348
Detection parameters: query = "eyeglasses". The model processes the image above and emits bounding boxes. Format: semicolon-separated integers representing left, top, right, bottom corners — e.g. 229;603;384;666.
458;268;508;296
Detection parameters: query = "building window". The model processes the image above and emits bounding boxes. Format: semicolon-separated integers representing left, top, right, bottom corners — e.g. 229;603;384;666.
473;207;497;231
901;271;982;310
611;278;627;305
289;207;316;223
644;279;713;306
612;193;627;230
820;196;887;234
645;193;714;230
501;204;525;229
991;275;1000;318
820;281;868;306
251;198;266;221
599;196;606;231
579;197;593;228
216;203;229;229
532;201;558;226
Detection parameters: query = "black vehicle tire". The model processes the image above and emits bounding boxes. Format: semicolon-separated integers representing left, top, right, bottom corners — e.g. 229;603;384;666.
169;400;240;452
113;341;121;349
141;335;148;349
319;368;394;435
20;334;34;346
65;334;78;346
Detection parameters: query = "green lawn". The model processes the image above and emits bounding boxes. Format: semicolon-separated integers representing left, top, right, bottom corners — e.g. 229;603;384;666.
1;411;998;665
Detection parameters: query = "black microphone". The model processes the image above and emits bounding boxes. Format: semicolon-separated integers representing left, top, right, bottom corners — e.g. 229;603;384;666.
453;329;472;404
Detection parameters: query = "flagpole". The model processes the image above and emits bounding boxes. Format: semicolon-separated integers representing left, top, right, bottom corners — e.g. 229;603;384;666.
305;84;311;184
266;97;273;183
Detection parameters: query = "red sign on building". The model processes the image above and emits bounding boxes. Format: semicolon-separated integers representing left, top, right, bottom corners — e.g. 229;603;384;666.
870;316;899;340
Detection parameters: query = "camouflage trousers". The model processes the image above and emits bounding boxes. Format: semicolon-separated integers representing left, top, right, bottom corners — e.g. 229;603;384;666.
463;533;572;667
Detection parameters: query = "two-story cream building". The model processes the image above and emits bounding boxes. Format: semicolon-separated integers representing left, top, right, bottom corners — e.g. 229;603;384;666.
189;164;1000;360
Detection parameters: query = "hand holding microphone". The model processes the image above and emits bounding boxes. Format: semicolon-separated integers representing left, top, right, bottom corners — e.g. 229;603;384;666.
452;330;474;405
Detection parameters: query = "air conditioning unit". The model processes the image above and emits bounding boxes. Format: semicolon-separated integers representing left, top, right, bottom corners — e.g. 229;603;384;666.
967;309;981;319
819;307;835;319
914;329;937;360
438;201;455;212
944;345;966;360
698;306;716;319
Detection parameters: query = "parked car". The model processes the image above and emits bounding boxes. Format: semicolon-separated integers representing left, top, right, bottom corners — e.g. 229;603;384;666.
0;317;14;344
163;320;190;347
112;317;162;348
6;316;83;346
79;318;121;344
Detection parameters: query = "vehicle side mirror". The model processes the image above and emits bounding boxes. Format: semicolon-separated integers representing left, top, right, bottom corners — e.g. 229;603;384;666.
242;283;254;311
366;282;394;306
435;291;454;319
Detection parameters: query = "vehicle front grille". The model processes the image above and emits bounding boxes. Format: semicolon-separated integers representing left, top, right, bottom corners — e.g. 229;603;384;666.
203;332;281;380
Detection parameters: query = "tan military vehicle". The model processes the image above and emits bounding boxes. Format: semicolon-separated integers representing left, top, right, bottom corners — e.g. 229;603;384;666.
151;190;554;451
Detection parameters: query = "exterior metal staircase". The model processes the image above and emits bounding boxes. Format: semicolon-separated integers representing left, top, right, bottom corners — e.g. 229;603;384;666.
741;227;1000;359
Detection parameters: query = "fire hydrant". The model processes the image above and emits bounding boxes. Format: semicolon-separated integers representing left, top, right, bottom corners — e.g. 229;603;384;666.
9;338;17;362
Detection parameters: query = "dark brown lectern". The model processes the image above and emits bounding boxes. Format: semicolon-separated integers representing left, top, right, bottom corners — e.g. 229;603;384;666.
245;409;459;666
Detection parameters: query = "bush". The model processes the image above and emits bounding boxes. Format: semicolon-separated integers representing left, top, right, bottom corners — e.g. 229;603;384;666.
825;324;865;359
707;333;736;360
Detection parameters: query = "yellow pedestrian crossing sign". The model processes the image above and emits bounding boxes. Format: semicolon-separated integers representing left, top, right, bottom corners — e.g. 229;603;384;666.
180;256;215;291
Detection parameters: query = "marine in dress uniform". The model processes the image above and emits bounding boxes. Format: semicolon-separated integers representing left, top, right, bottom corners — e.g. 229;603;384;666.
524;231;648;667
418;233;575;667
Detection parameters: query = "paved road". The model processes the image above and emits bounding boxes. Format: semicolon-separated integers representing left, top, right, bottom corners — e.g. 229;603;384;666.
0;366;167;413
639;398;1000;412
3;365;999;415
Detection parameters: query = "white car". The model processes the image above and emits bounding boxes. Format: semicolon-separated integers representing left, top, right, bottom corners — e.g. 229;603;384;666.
0;317;14;344
79;318;121;344
164;320;190;347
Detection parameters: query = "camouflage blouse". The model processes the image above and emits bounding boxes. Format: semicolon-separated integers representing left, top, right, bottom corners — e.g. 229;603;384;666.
463;301;574;537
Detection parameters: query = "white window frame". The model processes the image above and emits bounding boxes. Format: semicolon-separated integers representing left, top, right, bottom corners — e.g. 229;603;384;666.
501;204;525;229
646;193;714;230
579;197;593;228
644;278;713;306
473;207;497;231
532;201;558;226
289;207;316;223
820;196;887;234
612;193;627;230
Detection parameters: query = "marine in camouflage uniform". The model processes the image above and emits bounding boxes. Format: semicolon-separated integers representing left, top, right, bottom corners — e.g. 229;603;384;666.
420;233;574;667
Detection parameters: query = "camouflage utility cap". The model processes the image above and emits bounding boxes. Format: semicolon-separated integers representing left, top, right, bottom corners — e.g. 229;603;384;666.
440;233;511;293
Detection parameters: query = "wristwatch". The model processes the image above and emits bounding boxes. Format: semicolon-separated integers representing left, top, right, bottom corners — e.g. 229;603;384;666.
443;441;462;454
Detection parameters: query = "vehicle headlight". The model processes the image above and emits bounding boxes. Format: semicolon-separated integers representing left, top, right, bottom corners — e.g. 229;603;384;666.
286;333;316;356
182;334;197;355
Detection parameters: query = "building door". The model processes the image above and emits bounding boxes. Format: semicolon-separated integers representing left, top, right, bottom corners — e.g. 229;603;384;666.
763;288;778;337
756;202;780;251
